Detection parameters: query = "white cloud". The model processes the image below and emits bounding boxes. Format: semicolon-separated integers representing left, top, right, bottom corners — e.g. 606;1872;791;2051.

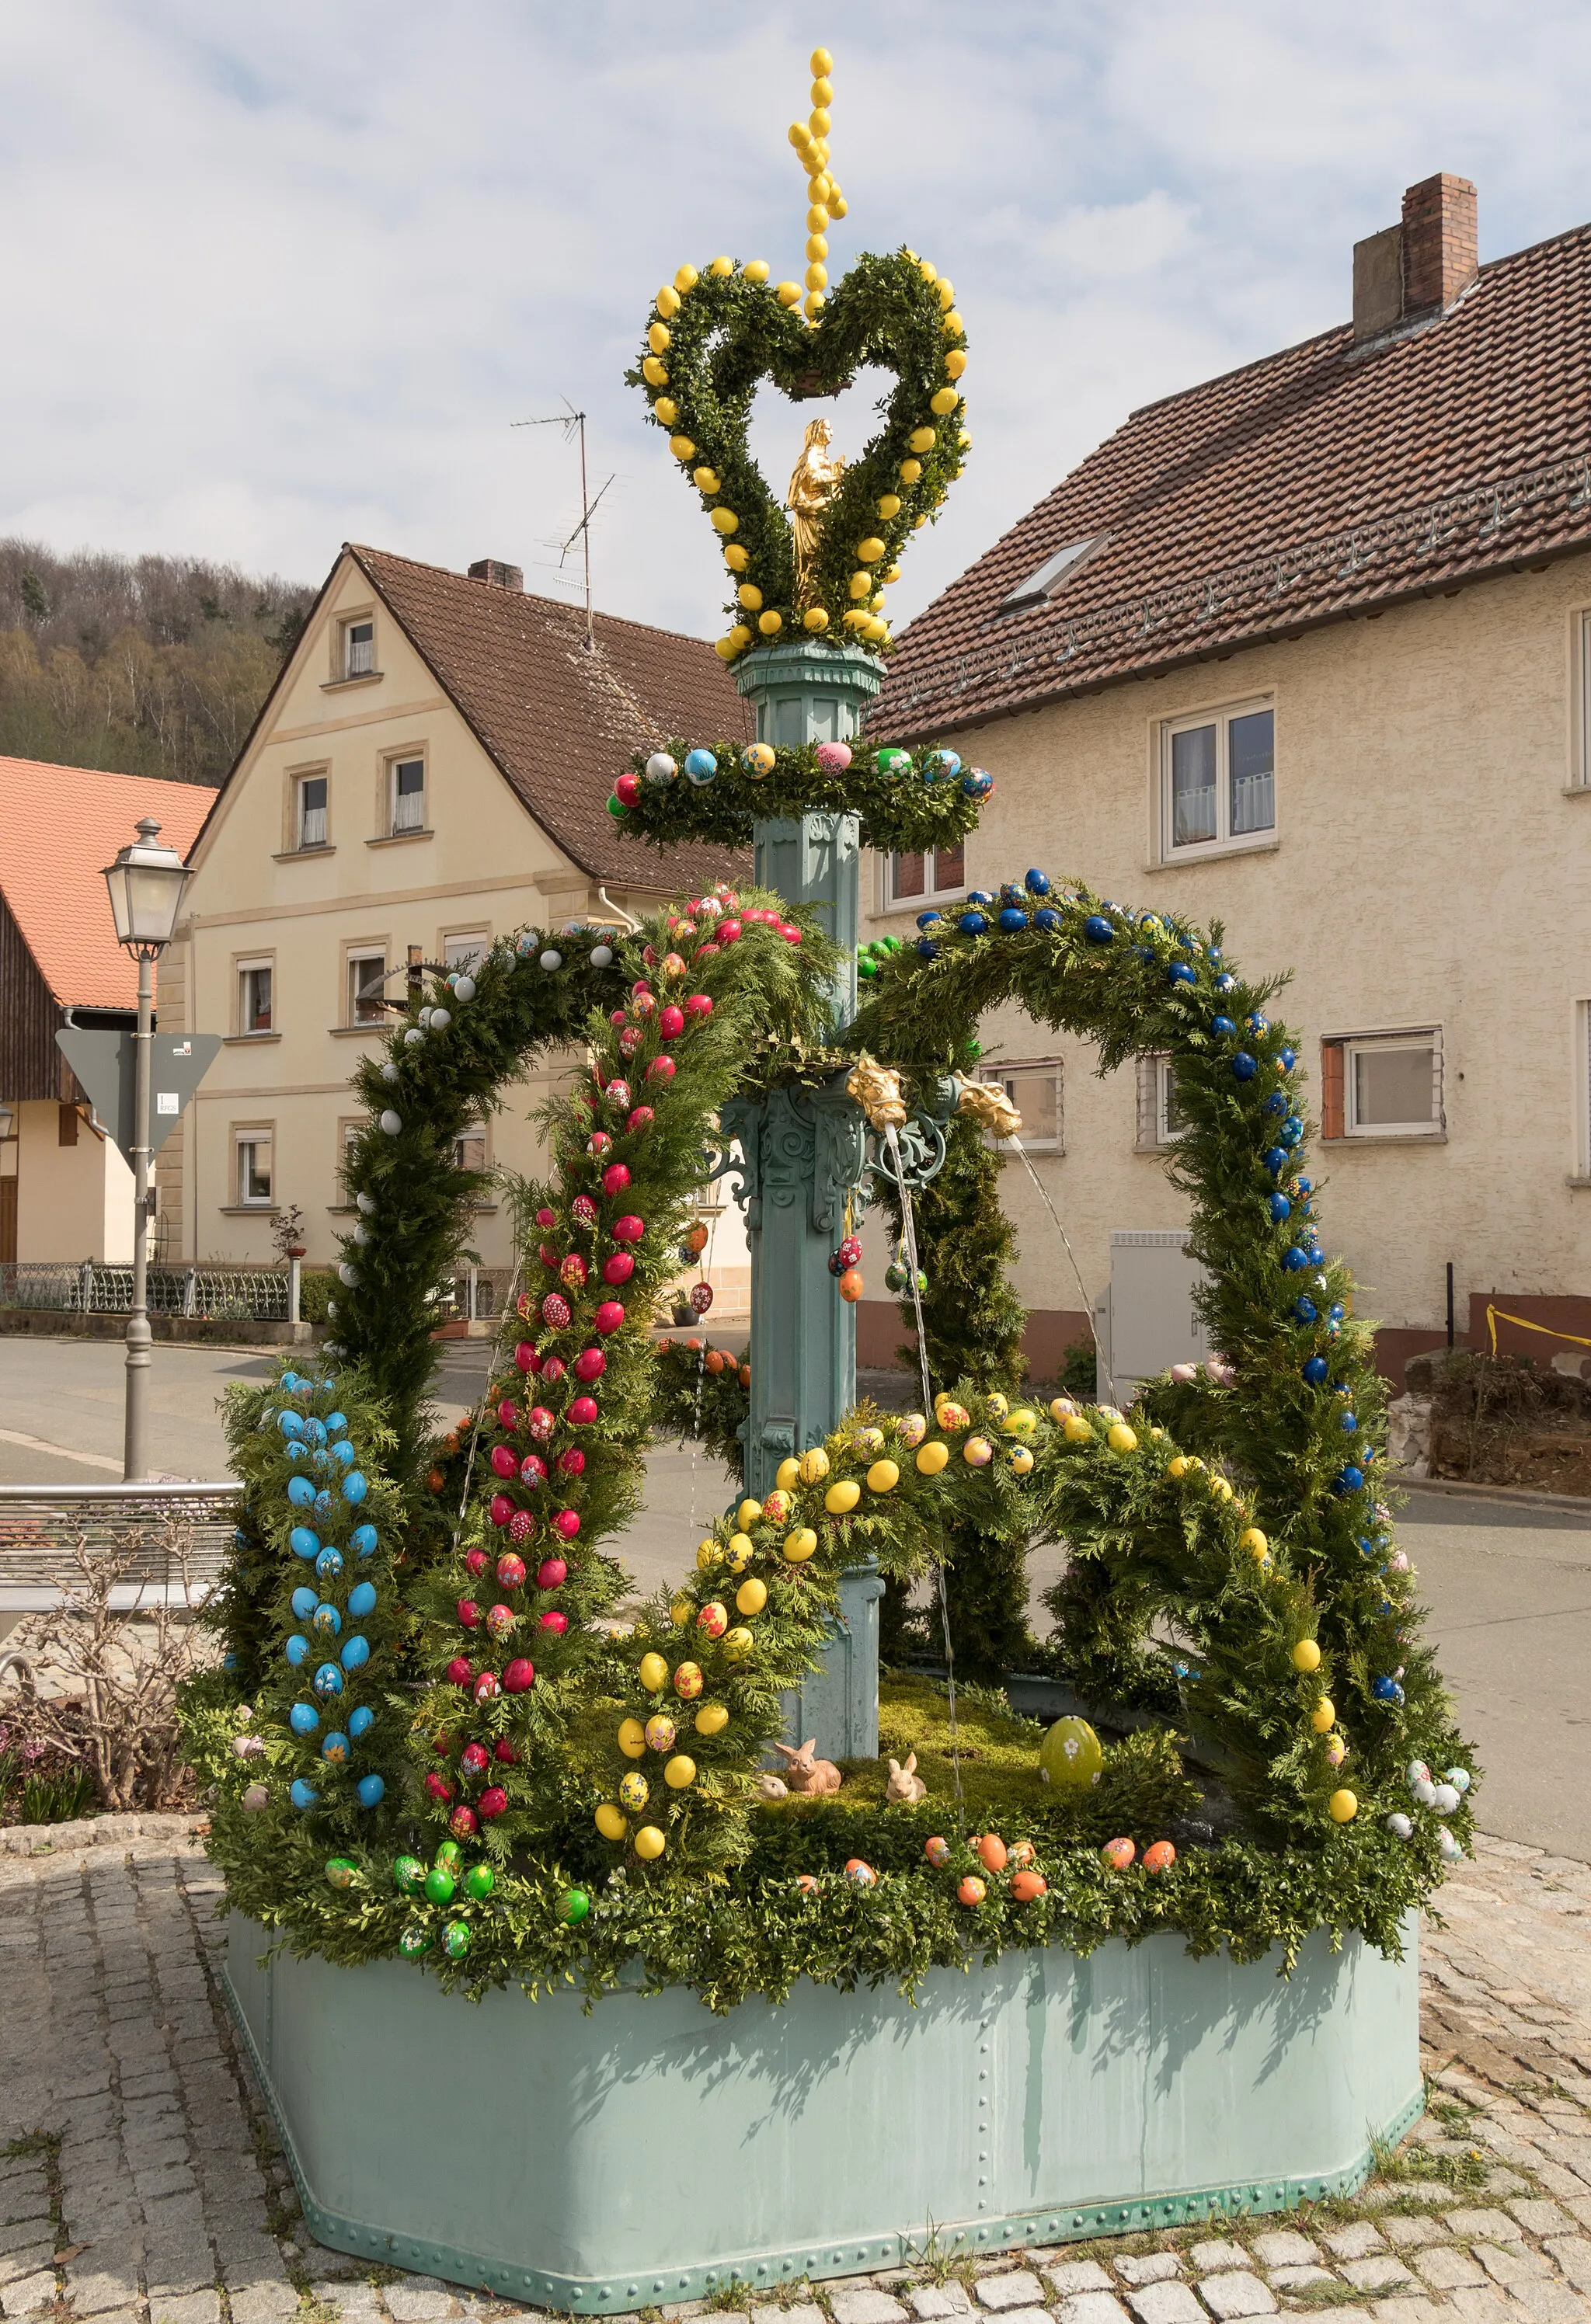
2;0;1589;640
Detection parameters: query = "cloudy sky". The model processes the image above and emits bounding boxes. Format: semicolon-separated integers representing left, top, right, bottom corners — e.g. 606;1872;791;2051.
4;2;1589;638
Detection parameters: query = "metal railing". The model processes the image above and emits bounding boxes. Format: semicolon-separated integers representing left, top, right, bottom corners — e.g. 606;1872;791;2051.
437;1267;517;1326
0;1262;291;1322
0;1480;240;1610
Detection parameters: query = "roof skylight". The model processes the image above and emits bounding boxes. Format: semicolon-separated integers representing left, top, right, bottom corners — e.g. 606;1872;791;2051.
1002;535;1104;611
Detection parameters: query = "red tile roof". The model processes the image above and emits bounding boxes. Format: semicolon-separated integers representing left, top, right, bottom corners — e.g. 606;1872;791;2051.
878;217;1591;737
0;759;215;1010
350;548;752;886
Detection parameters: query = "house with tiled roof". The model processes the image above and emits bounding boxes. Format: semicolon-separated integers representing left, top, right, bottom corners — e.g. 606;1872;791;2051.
861;174;1591;1384
161;546;750;1293
0;760;214;1262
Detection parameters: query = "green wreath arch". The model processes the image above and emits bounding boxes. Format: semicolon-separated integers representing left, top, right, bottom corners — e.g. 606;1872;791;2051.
184;855;1474;2004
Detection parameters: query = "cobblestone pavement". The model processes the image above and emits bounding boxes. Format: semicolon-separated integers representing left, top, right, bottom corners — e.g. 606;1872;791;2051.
7;1832;1591;2324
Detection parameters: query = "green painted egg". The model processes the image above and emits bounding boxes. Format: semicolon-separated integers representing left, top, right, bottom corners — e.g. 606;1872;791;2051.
1039;1716;1103;1790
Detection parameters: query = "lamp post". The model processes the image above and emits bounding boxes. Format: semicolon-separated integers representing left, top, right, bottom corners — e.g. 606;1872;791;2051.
102;817;190;1482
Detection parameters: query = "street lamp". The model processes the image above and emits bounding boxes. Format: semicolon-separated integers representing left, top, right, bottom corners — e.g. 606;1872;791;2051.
102;816;190;1482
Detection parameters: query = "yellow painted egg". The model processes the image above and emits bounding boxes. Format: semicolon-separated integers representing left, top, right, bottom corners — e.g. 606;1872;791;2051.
1106;1423;1138;1452
824;1478;861;1515
896;1412;926;1448
738;582;764;611
776;282;802;308
810;46;833;73
642;358;668;387
674;263;698;292
645;1714;677;1753
855;1427;886;1456
805;265;827;293
931;388;961;416
695;1701;729;1735
848;572;873;600
898;458;923;484
663;1754;697;1790
1049;1397;1077;1421
1003;1408;1038;1435
1063;1416;1094;1445
799;1448;831;1485
725;628;751;656
670;1598;693;1627
762;1489;791;1524
618;1772;649;1811
782;1528;818;1564
694;466;721;494
697;1601;728;1639
1324;1736;1346;1768
866;1459;900;1494
618;1718;646;1758
595;1803;626;1841
1167;1455;1189;1478
744;739;775;771
724;544;750;572
647;322;670;355
1039;1715;1103;1790
1008;1446;1034;1475
697;1539;722;1571
1291;1639;1321;1674
673;1661;703;1699
938;277;956;307
809;107;830;136
737;1498;764;1530
757;610;783;634
744;260;770;283
776;1456;801;1493
639;1651;668;1692
1328;1789;1358;1824
807;204;829;231
802;607;830;630
709;256;733;276
877;493;902;518
1311;1698;1336;1734
916;1441;950;1475
736;1577;768;1616
722;1626;754;1662
963;1436;994;1467
908;427;937;454
710;509;740;534
1210;1477;1234;1502
727;1531;754;1567
942;310;963;336
633;1825;666;1860
668;434;695;461
945;349;967;378
857;536;886;562
656;286;680;319
655;398;678;425
810;75;832;103
985;1391;1010;1421
935;1401;970;1432
1238;1526;1268;1555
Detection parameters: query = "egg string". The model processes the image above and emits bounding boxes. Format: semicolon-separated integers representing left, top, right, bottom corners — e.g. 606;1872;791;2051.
1007;1130;1119;1407
883;1121;964;1828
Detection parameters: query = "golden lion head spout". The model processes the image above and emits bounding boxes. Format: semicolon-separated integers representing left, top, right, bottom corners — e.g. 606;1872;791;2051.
955;1079;1022;1140
845;1056;907;1131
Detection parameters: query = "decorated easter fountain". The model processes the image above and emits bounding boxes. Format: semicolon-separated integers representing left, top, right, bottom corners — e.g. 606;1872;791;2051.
186;51;1468;2311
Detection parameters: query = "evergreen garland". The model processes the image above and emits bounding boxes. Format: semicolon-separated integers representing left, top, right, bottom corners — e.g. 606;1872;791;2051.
608;732;981;858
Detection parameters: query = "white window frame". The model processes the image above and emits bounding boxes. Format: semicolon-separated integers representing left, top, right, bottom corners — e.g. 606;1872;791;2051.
388;753;426;835
346;948;388;1028
1579;611;1591;788
296;771;329;850
1158;696;1276;863
342;617;375;679
1342;1030;1443;1139
236;957;274;1036
235;1130;273;1207
443;931;489;972
883;841;967;910
1136;1052;1185;1150
980;1060;1064;1153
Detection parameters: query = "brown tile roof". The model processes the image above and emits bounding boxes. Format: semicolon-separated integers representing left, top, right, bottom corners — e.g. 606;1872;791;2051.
0;758;215;1010
351;548;751;887
878;217;1591;737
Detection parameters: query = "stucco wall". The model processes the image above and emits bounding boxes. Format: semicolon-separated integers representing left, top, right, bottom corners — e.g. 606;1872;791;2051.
860;555;1591;1352
15;1100;134;1263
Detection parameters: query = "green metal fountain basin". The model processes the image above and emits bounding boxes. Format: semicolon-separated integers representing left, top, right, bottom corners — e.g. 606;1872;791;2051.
224;1912;1420;2312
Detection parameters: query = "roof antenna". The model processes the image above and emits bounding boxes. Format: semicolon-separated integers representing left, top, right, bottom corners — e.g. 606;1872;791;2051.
511;400;614;653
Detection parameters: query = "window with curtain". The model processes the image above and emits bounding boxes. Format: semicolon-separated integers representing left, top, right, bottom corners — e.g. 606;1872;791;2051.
1161;702;1274;858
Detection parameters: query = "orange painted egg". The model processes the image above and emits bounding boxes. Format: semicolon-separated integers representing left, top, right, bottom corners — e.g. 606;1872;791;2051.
1102;1837;1137;1871
976;1833;1008;1873
1144;1840;1177;1873
1011;1870;1048;1903
957;1874;987;1907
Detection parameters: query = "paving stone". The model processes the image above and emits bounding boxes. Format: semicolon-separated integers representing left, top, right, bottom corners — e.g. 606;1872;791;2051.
1193;2276;1273;2319
146;2246;218;2298
68;2267;144;2316
1514;2204;1582;2239
1384;2219;1450;2249
1337;2259;1417;2294
1056;2298;1131;2324
1413;2248;1488;2290
312;2289;386;2318
0;2193;47;2235
228;2287;301;2324
829;2299;908;2324
0;2230;49;2266
1476;2242;1554;2286
1547;2239;1591;2290
1046;2270;1114;2299
1187;2249;1249;2280
1266;2269;1335;2291
911;2291;973;2320
1447;2210;1527;2243
1117;2257;1183;2287
1249;2235;1319;2270
0;2272;56;2318
1324;2227;1387;2261
1123;2286;1205;2324
977;2278;1046;2314
0;2249;54;2287
148;2295;221;2324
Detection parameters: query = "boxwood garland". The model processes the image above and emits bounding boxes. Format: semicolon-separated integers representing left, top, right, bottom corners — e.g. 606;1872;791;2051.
608;730;983;858
625;249;968;655
181;868;1475;2005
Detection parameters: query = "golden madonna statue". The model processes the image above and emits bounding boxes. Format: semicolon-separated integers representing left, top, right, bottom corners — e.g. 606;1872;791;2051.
786;418;844;600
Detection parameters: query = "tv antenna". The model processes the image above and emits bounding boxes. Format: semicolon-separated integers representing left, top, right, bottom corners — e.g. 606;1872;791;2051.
511;400;614;652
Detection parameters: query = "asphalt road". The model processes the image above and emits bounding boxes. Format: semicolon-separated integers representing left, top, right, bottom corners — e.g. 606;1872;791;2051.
2;1335;1587;1855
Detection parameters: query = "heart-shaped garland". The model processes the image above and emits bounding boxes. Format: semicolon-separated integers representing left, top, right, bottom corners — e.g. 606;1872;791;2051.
627;250;968;657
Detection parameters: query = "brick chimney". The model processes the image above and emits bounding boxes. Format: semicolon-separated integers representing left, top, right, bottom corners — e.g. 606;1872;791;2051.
467;558;524;590
1353;172;1478;343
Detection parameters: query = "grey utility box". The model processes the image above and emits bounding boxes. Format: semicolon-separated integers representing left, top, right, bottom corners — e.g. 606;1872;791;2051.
1093;1229;1210;1403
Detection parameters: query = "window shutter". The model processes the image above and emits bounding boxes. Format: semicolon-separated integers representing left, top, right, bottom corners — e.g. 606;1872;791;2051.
1320;1039;1345;1139
1135;1056;1160;1150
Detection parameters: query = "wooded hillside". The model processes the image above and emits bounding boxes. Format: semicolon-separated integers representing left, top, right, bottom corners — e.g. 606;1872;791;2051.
0;540;315;787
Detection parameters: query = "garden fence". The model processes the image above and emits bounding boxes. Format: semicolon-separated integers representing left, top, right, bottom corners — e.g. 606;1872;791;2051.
0;1261;292;1322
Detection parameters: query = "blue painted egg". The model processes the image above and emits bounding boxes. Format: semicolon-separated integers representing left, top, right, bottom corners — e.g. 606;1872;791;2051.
285;1634;310;1666
997;907;1028;934
289;1526;319;1560
289;1448;314;1475
1024;868;1050;895
1279;1117;1304;1147
1168;962;1196;986
357;1774;385;1807
1371;1675;1405;1705
313;1661;344;1698
1293;1297;1318;1324
1303;1355;1329;1385
289;1779;319;1811
1263;1093;1286;1116
966;889;994;906
1295;1176;1313;1196
312;1448;333;1473
1340;1412;1358;1433
1083;915;1114;945
1246;1014;1269;1035
279;1412;304;1439
1267;1194;1290;1223
958;912;989;936
915;910;943;930
349;1705;375;1741
963;768;994;798
1282;1247;1307;1271
1328;1302;1346;1321
312;1602;342;1636
312;1492;333;1525
289;1702;319;1736
332;1440;356;1466
1335;1465;1365;1494
916;939;938;959
321;1732;350;1766
315;1546;343;1581
291;1586;318;1619
351;1523;379;1558
1232;1052;1258;1080
340;1634;371;1672
924;749;961;781
1034;906;1061;931
343;1472;367;1505
684;747;718;784
287;1476;315;1509
280;1372;299;1393
306;1418;327;1447
1214;972;1235;992
1279;1047;1297;1071
1212;1016;1237;1037
347;1581;377;1619
326;1412;347;1434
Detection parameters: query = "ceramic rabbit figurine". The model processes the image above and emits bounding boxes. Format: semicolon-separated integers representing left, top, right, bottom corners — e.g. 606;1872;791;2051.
773;1738;843;1795
752;1770;789;1800
886;1752;928;1804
